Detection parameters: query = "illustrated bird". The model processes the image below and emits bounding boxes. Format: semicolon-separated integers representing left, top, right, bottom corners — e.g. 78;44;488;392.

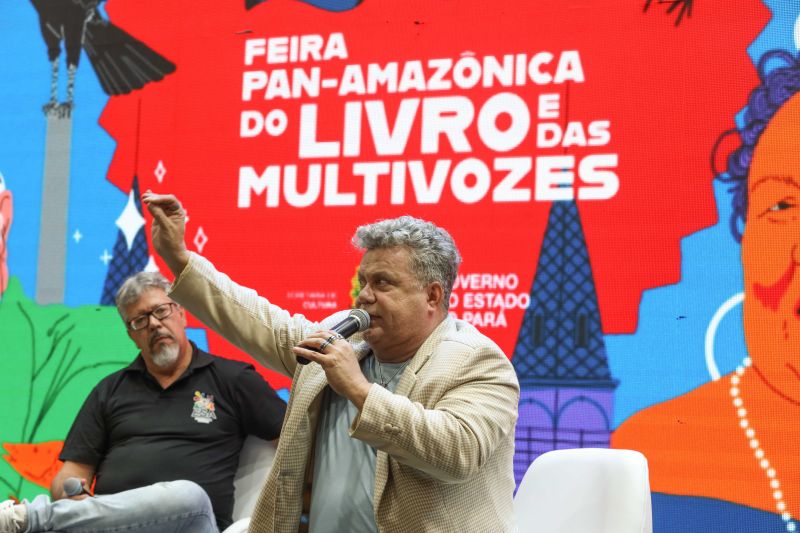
29;0;176;114
643;0;693;26
246;0;363;12
3;441;64;491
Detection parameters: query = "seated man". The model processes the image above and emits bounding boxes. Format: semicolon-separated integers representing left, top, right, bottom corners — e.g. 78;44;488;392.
0;272;286;533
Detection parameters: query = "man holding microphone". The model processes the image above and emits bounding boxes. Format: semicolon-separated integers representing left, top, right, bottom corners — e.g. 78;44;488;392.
143;191;520;533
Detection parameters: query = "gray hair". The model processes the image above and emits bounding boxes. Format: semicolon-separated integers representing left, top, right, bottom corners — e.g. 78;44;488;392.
115;272;173;320
352;216;461;310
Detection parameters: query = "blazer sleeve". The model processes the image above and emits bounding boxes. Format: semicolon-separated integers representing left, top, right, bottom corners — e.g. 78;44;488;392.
350;339;519;484
169;252;318;376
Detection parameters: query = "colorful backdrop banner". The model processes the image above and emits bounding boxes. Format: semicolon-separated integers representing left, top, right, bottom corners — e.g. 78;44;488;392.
2;1;799;531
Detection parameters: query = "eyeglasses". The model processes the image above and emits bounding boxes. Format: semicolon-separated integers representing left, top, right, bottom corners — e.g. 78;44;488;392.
126;302;178;331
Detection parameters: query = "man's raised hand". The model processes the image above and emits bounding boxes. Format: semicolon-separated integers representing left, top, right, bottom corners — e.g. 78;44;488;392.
142;191;190;275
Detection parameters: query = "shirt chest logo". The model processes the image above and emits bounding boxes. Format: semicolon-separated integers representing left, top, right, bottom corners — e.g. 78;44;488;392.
191;390;217;424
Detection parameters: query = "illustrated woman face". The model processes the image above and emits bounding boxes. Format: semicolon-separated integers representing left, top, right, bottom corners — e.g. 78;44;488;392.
742;94;800;402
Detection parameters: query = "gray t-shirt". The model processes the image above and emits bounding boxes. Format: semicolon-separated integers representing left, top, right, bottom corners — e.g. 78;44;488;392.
309;354;410;533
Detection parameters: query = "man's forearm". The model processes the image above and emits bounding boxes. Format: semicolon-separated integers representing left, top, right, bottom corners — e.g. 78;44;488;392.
170;252;306;376
351;366;519;483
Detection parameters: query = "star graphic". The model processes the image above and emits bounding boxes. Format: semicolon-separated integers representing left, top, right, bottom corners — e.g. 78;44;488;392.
100;249;113;265
144;255;161;273
115;189;145;251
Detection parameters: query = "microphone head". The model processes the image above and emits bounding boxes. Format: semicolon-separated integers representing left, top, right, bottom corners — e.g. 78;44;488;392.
348;308;371;332
63;477;84;497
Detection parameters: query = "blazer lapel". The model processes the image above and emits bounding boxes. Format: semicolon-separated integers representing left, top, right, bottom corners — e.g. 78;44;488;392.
396;316;453;393
293;362;329;409
372;317;453;513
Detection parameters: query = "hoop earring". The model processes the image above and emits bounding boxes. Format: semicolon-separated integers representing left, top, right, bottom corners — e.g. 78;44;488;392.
704;292;744;380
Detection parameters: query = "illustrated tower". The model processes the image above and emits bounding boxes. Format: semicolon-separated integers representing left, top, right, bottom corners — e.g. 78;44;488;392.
100;177;152;304
35;109;72;304
511;200;618;485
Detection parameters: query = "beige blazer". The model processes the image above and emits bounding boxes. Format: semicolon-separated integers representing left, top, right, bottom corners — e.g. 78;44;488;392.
171;253;520;533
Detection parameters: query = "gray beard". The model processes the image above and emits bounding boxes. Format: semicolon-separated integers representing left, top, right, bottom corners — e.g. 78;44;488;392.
151;343;180;368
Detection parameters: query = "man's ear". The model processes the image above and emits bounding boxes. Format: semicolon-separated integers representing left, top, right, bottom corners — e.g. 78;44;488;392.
427;282;444;309
176;304;188;327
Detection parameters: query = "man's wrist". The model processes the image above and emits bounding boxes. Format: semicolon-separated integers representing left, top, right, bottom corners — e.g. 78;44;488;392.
348;380;373;410
163;249;190;277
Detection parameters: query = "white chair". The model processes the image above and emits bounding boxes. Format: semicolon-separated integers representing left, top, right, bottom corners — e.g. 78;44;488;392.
514;448;652;533
222;435;277;533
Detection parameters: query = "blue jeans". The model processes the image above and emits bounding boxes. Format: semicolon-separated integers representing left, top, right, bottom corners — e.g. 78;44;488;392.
22;480;219;533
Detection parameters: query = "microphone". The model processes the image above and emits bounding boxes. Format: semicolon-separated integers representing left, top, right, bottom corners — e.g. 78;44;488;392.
63;477;89;497
296;308;370;365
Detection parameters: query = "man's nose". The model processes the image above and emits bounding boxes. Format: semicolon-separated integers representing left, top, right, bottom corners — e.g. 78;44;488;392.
357;284;375;304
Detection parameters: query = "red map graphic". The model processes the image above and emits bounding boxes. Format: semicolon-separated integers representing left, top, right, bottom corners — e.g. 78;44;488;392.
100;0;768;388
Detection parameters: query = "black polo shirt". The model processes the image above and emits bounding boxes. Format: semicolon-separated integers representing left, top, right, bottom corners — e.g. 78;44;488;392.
60;342;286;529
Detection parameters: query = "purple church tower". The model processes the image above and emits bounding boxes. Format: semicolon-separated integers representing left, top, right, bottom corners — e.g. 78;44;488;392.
511;200;618;486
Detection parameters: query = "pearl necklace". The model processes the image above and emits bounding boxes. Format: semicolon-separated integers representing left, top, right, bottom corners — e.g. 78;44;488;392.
730;357;796;532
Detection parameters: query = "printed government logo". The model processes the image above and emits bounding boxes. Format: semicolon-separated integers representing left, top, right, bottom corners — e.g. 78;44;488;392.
191;390;217;424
